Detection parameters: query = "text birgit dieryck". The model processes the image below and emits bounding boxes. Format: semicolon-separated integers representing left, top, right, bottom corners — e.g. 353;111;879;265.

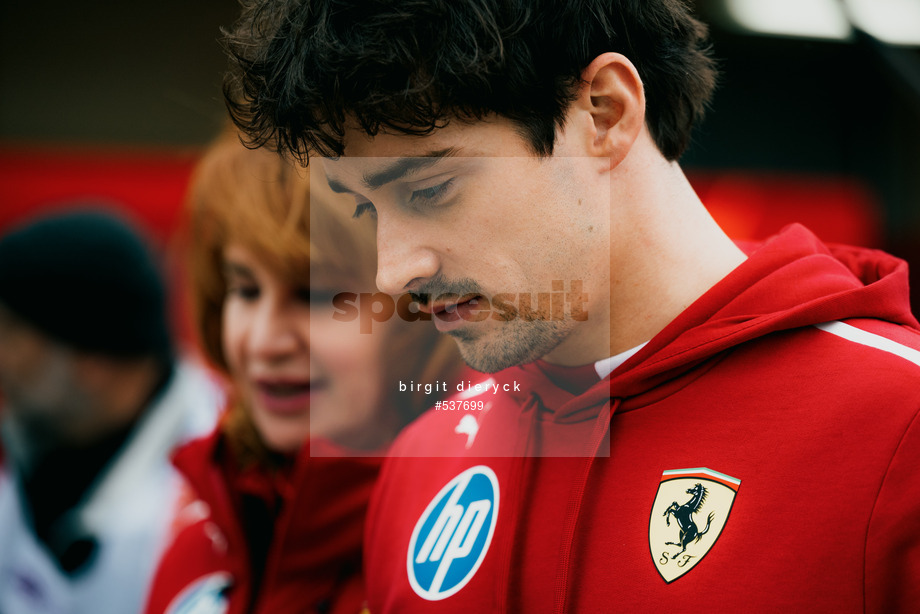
398;380;521;395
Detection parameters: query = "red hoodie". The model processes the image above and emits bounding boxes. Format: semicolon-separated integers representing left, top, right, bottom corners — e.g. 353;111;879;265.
144;429;380;614
365;225;920;613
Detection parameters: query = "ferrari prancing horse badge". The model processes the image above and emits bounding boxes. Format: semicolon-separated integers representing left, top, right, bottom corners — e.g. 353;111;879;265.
648;467;740;583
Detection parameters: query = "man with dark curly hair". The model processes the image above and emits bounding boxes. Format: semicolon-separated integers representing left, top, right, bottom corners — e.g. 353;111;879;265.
223;1;920;612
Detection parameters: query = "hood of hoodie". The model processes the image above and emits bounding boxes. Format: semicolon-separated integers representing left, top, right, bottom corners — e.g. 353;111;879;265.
520;224;917;614
496;224;917;421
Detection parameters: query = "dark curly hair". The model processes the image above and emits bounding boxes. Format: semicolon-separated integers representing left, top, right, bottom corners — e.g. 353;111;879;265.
223;0;717;163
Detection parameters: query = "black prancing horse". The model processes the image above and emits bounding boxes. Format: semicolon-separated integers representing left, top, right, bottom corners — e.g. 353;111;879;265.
663;483;715;559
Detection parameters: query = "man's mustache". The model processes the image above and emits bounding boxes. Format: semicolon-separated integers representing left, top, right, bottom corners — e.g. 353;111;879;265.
409;275;484;306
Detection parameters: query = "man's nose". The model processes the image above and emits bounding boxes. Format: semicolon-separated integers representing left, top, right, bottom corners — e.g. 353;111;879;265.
375;216;440;295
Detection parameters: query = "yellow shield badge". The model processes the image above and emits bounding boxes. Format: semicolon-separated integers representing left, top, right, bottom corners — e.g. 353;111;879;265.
648;467;740;583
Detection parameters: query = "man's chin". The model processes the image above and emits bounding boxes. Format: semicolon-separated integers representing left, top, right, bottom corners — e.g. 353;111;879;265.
448;320;571;373
455;347;524;374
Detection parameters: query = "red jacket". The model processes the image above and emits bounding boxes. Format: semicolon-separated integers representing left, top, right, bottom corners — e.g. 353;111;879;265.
365;225;920;613
144;430;381;614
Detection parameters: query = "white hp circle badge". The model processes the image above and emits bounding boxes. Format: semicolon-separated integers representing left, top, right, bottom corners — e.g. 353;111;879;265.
407;466;500;600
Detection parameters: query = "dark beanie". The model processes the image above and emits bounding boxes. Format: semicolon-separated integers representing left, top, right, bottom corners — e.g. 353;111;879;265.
0;209;172;358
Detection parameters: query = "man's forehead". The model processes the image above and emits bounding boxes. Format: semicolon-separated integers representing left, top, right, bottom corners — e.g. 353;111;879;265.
323;116;528;191
336;113;526;157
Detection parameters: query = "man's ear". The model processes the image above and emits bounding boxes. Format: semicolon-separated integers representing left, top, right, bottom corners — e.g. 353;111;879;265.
571;52;645;169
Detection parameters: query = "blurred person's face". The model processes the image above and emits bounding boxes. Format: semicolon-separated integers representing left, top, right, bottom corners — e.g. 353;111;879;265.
221;244;393;453
0;305;96;446
322;116;612;372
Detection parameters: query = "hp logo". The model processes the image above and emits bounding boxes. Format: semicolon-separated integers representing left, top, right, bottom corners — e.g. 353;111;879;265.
407;466;500;601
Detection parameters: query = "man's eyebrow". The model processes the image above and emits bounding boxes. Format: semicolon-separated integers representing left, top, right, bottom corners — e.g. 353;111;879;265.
326;147;460;194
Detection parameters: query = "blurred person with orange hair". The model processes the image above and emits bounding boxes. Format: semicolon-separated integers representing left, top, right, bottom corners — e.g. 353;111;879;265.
143;131;461;614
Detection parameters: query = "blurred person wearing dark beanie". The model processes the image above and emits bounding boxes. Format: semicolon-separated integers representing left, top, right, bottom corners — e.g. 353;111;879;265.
0;208;221;614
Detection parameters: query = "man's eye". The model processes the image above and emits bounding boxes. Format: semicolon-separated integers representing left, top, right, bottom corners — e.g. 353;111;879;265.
409;178;455;205
353;201;377;220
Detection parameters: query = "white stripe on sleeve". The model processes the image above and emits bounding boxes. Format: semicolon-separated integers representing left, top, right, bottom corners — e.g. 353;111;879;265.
815;321;920;369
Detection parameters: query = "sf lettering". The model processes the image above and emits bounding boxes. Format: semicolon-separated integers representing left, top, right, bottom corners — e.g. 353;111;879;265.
659;552;696;568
